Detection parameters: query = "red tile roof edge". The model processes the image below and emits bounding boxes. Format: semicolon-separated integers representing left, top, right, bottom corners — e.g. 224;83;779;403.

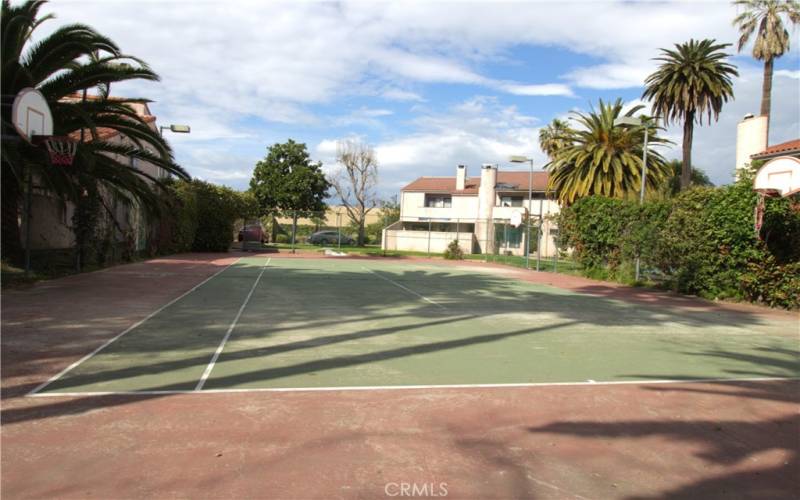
752;139;800;158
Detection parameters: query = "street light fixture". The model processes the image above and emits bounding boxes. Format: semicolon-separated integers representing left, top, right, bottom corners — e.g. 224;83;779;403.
509;155;542;271
613;115;650;282
159;124;191;135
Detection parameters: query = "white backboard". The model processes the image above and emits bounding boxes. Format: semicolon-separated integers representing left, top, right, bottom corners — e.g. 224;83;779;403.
12;88;53;143
754;156;800;197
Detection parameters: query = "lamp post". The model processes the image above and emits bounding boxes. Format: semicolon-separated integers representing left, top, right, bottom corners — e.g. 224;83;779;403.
613;115;650;282
509;155;537;270
158;124;190;178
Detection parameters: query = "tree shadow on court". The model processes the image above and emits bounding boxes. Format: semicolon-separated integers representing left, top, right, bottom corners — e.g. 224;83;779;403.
3;261;795;426
527;344;800;499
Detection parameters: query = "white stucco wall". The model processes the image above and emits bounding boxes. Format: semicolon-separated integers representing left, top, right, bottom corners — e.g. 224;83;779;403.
382;229;475;254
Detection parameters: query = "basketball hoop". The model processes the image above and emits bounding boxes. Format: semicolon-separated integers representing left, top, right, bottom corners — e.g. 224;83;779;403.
34;136;78;166
11;88;77;166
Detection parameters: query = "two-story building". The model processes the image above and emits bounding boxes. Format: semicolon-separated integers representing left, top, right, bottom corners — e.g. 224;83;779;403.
382;164;560;257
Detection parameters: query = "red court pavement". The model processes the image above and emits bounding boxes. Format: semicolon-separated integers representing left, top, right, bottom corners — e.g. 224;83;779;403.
2;253;798;499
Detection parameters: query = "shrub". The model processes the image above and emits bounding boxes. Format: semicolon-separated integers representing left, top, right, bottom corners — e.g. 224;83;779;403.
557;196;638;278
654;181;763;298
191;181;242;252
740;252;800;309
160;180;200;254
443;240;464;260
554;176;799;308
275;234;290;244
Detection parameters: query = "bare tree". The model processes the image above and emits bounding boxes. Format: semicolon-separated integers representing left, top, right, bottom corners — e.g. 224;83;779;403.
330;139;379;246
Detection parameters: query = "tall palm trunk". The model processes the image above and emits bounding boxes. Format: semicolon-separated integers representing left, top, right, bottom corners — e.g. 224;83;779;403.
681;110;695;190
1;161;23;264
761;56;773;142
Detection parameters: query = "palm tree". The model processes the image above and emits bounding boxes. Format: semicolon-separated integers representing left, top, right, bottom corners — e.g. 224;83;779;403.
546;99;671;205
733;0;800;138
1;0;189;263
642;39;738;191
538;118;574;160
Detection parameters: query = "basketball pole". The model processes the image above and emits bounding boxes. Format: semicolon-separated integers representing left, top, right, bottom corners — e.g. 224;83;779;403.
536;198;543;272
526;158;532;270
24;166;32;275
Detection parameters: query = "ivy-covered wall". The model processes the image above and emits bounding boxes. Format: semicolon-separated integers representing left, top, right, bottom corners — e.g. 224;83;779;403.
555;175;800;309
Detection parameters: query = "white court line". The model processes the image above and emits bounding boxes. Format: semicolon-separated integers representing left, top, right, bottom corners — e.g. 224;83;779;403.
194;258;271;390
362;266;445;309
27;257;244;396
28;376;798;397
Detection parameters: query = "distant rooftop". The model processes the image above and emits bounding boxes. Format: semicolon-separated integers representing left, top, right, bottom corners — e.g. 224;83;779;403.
402;171;549;194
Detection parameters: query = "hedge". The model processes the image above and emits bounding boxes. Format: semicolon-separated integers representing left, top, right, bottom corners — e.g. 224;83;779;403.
154;180;254;254
556;175;800;309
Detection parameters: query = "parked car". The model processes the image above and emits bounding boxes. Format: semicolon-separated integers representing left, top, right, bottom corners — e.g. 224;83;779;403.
308;230;354;245
238;224;266;243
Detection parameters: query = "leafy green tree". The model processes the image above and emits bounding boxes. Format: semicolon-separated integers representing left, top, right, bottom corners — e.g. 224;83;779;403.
1;0;188;263
643;39;738;191
538;118;574;160
664;160;714;196
546;99;671;205
733;0;800;136
250;140;330;246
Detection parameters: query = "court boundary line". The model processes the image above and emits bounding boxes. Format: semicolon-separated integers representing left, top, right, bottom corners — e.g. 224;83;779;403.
195;258;271;390
27;257;245;396
362;266;445;309
28;376;798;397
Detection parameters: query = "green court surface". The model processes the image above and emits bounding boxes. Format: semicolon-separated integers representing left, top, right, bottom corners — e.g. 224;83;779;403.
37;257;799;394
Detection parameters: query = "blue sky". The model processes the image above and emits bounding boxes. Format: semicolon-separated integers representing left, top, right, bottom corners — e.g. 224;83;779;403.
41;1;800;198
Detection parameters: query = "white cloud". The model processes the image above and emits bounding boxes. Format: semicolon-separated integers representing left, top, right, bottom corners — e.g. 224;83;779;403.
497;83;575;97
566;64;655;90
382;89;425;102
775;69;800;79
332;107;394;128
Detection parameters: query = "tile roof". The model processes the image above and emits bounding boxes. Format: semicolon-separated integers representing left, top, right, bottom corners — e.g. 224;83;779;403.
402;170;550;194
66;116;156;142
60;95;157;143
751;139;800;159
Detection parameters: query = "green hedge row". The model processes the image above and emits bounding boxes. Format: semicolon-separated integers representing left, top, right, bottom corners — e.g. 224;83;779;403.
154;180;256;253
555;175;800;309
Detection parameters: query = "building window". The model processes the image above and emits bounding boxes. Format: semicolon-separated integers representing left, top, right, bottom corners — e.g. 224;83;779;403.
499;196;524;207
425;195;452;208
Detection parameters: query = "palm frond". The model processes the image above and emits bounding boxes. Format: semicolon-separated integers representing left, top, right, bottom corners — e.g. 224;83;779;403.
39;60;158;100
546;99;672;205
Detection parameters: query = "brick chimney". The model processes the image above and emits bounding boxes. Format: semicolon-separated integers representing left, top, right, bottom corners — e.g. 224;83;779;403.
456;165;467;191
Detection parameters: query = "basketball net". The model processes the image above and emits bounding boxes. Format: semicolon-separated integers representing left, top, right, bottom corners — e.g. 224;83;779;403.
754;192;766;238
38;136;78;166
